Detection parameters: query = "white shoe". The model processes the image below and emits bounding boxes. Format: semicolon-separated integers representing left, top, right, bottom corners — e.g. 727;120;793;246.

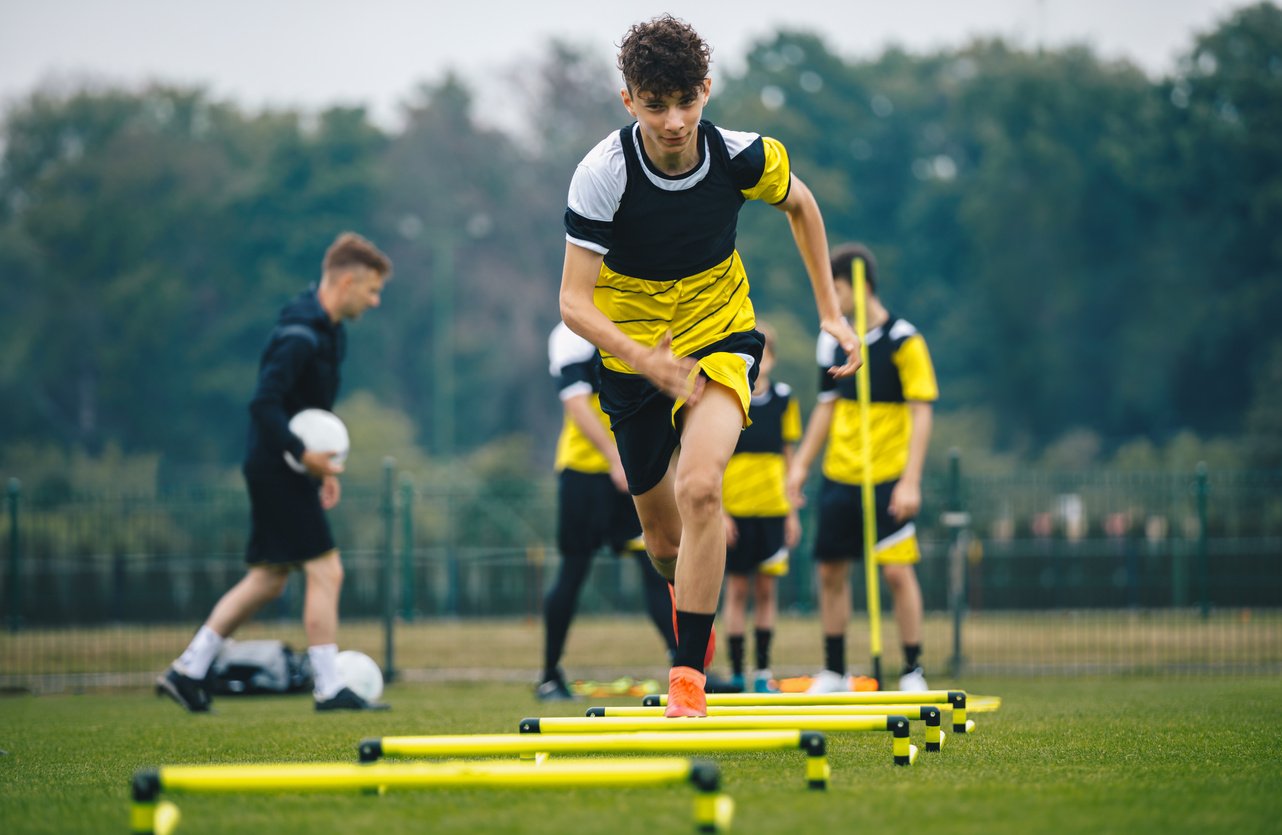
806;669;850;694
898;666;929;692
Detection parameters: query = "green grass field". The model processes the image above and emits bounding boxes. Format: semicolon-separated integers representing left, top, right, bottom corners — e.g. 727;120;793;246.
2;676;1279;834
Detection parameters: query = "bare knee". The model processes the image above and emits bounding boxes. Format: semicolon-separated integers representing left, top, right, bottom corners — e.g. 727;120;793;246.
304;551;344;589
726;575;749;605
881;563;913;591
817;561;849;593
674;469;722;522
250;567;290;600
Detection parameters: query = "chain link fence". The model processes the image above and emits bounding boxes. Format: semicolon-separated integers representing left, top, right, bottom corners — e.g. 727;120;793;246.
2;460;1279;690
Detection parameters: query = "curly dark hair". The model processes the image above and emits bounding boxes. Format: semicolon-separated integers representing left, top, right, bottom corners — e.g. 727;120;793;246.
617;15;711;96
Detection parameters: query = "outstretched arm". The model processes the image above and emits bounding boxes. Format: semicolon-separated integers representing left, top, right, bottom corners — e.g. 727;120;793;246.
775;175;861;379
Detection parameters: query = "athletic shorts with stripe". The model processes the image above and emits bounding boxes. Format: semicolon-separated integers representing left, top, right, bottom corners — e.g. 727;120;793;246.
600;330;765;496
812;477;920;564
725;516;788;576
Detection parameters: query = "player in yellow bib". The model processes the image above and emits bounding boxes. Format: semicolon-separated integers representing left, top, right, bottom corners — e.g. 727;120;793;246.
719;323;802;693
788;244;939;693
539;322;677;700
560;15;860;717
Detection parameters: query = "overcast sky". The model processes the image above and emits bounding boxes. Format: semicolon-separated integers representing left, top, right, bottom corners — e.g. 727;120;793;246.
0;0;1249;129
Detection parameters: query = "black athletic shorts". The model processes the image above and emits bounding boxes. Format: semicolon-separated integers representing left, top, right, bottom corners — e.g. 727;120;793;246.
557;469;644;556
600;330;765;495
725;516;786;576
812;477;919;564
244;471;336;566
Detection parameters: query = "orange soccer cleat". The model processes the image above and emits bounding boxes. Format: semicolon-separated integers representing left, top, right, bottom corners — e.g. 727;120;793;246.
663;666;708;718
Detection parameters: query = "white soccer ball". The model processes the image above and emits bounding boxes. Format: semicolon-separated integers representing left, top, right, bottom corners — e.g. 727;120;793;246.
335;650;383;702
283;409;349;474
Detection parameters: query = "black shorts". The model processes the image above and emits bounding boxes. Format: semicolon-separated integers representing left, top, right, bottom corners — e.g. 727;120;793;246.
600;330;765;495
812;477;919;564
244;471;335;566
726;516;786;576
557;469;644;556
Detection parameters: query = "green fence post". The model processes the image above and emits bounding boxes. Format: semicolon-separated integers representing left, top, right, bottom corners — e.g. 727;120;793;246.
944;450;969;677
1196;461;1209;620
400;475;415;621
6;478;19;633
381;457;397;683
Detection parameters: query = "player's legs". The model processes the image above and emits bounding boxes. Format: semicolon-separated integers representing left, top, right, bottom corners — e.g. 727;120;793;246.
297;549;345;701
633;548;680;657
882;563;923;647
671;381;741;614
205;565;292;638
722;574;750;678
159;565;289;712
815;559;851;664
541;471;609;697
541;548;593;695
752;572;777;631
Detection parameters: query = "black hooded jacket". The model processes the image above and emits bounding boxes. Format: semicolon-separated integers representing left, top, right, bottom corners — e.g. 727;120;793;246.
243;289;346;475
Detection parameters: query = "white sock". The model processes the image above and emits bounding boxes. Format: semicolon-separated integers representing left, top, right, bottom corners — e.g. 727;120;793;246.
309;643;342;700
175;625;224;680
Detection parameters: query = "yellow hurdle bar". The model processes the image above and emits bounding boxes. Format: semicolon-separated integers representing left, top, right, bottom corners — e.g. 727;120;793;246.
364;729;831;790
641;689;974;734
520;715;917;766
587;705;947;752
130;758;730;835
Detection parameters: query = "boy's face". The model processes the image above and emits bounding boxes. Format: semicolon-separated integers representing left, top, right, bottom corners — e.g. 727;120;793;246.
337;267;387;320
621;78;711;161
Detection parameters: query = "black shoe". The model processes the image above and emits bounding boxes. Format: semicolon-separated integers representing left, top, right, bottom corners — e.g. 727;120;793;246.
535;674;574;702
704;671;744;694
156;667;212;713
314;687;390;712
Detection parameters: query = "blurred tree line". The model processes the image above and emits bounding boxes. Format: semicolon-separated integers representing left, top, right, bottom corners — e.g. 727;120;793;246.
1;3;1279;493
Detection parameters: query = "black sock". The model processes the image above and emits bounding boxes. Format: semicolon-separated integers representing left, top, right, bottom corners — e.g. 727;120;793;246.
673;610;715;673
823;634;846;676
903;643;922;673
754;628;773;671
728;634;746;676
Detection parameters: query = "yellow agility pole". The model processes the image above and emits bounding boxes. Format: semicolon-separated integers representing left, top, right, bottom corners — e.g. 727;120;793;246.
853;254;883;686
363;730;831;790
130;758;730;835
520;715;916;766
587;705;946;752
642;689;976;734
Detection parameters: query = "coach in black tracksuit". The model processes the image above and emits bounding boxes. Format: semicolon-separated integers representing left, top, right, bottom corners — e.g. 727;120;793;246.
157;232;393;714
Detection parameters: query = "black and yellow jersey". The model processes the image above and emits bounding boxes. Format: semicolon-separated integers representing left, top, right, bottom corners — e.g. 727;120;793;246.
549;322;616;474
817;315;938;485
723;382;802;517
564;120;791;373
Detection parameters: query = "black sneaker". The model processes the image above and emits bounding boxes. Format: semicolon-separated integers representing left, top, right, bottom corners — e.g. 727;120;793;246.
156;667;212;713
314;686;390;712
535;674;574;702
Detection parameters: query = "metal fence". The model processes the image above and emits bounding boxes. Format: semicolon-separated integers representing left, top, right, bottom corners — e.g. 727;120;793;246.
1;459;1280;690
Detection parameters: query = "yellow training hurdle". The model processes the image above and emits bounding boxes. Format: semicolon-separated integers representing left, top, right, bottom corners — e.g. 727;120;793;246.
130;758;731;834
362;729;831;789
519;714;917;766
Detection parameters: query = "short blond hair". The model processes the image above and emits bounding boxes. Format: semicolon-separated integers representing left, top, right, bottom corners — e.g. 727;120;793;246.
323;232;392;278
